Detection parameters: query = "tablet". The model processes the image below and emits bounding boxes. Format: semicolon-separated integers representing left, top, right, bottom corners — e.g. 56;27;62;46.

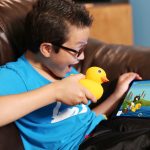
114;80;150;118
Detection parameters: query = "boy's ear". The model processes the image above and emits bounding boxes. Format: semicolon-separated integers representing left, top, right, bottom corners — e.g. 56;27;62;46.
40;43;53;57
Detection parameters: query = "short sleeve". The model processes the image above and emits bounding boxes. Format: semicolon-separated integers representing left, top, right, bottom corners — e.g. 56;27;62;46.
0;67;27;95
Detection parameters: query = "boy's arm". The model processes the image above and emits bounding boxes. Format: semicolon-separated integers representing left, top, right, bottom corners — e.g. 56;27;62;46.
0;74;96;127
0;84;56;127
92;73;142;116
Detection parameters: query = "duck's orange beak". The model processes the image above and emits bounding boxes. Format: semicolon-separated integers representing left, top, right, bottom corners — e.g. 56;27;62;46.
101;76;109;83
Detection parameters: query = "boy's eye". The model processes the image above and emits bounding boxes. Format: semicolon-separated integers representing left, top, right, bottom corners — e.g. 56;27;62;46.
98;70;101;73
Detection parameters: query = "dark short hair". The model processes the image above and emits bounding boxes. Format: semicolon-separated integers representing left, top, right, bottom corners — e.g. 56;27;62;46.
25;0;93;53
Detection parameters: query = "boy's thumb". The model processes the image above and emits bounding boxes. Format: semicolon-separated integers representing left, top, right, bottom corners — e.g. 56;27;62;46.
71;74;85;80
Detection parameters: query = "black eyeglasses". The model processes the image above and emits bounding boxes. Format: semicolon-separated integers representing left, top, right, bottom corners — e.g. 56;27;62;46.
52;44;86;57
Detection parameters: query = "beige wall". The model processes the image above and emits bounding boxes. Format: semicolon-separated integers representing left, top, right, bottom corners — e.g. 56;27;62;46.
86;3;133;45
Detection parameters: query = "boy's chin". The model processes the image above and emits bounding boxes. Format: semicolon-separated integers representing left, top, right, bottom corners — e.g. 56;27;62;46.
48;70;65;80
55;71;68;79
50;67;72;79
55;73;65;78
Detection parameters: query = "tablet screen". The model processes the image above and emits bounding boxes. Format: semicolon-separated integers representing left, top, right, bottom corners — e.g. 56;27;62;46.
116;80;150;118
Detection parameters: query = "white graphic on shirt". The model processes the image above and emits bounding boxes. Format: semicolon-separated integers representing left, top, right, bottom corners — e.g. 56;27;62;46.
51;102;88;123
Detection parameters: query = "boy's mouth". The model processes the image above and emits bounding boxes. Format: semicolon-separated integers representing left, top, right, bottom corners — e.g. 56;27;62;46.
67;61;79;72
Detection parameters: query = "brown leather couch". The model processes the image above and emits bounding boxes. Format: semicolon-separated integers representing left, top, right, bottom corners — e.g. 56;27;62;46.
1;0;150;150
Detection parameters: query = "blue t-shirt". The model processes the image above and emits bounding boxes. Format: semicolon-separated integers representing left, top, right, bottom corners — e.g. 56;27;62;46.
0;55;105;150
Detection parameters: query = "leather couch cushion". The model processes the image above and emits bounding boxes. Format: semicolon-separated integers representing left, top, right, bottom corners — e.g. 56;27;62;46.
0;123;24;150
0;0;35;65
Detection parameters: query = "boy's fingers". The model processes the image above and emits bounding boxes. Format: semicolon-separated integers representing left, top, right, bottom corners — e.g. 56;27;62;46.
70;74;85;80
84;88;97;103
81;96;88;105
126;74;137;82
124;73;142;85
132;73;142;80
136;74;142;80
122;73;141;80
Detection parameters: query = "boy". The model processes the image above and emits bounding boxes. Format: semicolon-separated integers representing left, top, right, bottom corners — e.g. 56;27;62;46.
0;0;141;149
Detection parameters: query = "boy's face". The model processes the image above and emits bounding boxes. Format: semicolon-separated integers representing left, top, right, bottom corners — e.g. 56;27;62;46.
45;25;90;78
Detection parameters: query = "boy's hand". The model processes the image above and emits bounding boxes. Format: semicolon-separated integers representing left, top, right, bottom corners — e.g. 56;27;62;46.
114;72;142;99
53;74;96;105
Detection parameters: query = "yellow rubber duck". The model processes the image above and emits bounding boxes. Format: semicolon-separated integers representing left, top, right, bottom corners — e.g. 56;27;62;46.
79;67;109;100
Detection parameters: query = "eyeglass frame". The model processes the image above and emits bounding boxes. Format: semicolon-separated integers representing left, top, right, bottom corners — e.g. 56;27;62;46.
52;44;86;57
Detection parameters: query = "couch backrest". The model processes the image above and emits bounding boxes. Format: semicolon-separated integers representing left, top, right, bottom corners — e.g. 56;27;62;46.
81;39;150;107
83;39;150;80
0;0;35;65
1;1;150;149
0;1;35;149
1;0;150;82
1;0;150;105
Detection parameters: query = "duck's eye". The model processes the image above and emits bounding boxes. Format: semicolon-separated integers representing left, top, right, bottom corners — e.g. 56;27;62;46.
98;70;101;73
